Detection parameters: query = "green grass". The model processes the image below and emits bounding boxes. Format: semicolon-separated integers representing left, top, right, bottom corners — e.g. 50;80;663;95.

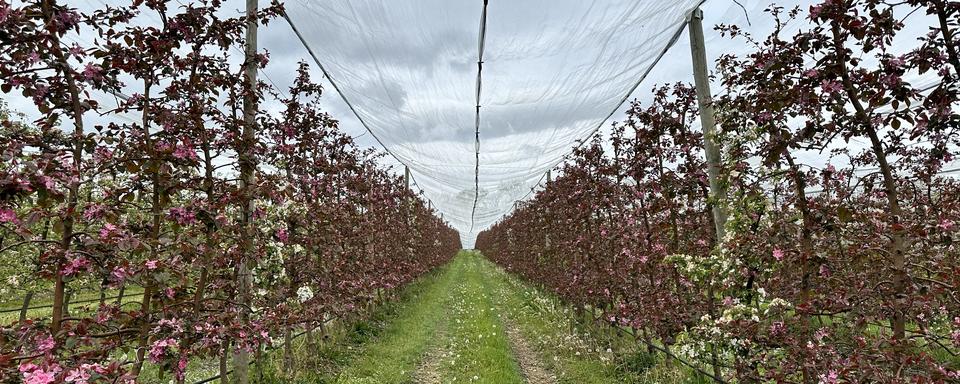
474;253;699;383
170;251;701;383
433;253;524;383
251;251;694;383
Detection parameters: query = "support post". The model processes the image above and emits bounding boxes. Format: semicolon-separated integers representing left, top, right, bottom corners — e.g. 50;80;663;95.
235;0;259;382
688;8;727;241
546;170;551;183
404;166;410;190
689;8;727;383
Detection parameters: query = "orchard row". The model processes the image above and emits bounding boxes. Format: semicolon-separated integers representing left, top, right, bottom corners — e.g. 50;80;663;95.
0;1;460;383
478;1;960;382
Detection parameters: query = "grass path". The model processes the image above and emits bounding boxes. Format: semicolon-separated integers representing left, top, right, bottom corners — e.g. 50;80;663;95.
255;251;692;383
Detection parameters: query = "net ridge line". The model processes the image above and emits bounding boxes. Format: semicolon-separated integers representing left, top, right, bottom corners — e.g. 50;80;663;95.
470;0;490;233
511;1;707;208
280;9;441;213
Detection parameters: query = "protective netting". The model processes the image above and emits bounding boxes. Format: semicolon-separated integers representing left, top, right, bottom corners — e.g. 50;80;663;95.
14;0;954;248
282;0;704;245
281;0;952;247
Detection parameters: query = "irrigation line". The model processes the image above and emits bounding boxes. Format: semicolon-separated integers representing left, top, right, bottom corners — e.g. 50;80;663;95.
190;316;338;384
0;290;143;315
469;0;490;233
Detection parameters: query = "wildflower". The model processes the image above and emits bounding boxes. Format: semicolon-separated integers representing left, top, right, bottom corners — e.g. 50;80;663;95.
772;248;785;261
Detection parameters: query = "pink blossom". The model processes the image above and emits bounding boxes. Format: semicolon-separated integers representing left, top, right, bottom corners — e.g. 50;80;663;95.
55;9;80;29
172;143;198;161
23;370;56;384
19;363;38;373
277;228;289;243
36;335;56;354
168;207;196;225
0;4;10;23
65;367;91;384
772;248;785;261
61;255;91;276
148;338;178;363
110;266;128;283
165;287;175;299
98;223;118;240
938;218;956;232
819;264;831;277
819;370;839;384
803;68;819;78
28;52;40;65
82;204;106;220
175;357;189;381
68;44;85;58
0;208;16;223
80;63;103;82
820;79;842;94
94;147;113;163
145;260;158;270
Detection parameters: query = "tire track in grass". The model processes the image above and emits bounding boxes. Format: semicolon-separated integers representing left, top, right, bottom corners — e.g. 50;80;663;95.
502;316;557;384
334;257;464;384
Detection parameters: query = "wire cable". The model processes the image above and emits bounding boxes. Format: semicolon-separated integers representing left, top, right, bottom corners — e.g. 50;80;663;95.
470;0;490;233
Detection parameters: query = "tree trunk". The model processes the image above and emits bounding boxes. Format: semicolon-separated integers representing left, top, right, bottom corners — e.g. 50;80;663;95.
40;0;86;337
19;291;34;324
220;339;230;384
830;22;909;342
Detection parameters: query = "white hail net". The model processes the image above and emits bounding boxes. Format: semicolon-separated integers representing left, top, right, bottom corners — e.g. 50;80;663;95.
8;0;953;247
282;0;704;245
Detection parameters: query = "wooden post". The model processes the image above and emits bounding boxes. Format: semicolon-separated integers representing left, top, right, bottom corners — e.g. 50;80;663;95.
404;166;410;190
688;8;727;241
234;0;259;382
546;170;551;183
689;8;727;382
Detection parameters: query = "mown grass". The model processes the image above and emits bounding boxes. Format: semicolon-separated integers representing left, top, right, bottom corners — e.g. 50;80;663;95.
433;253;524;383
473;252;706;384
250;256;464;383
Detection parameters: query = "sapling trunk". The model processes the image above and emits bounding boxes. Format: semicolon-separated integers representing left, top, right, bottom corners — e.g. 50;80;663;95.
132;79;158;378
830;22;909;342
19;291;33;324
39;0;85;336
